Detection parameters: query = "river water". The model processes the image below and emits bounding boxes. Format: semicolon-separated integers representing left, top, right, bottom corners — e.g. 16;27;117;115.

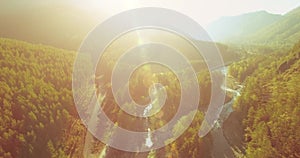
210;67;243;158
92;67;242;158
140;67;243;158
140;66;243;157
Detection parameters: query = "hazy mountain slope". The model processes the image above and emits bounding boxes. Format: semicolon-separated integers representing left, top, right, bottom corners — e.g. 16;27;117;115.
207;6;300;49
206;11;282;41
249;6;300;47
0;4;103;50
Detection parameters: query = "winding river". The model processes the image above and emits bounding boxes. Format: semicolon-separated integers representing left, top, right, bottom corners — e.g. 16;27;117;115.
140;66;243;158
94;67;243;158
210;67;243;158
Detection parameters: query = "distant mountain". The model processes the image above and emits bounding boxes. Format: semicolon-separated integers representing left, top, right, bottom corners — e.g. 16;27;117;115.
249;6;300;47
206;11;282;42
207;6;300;49
0;4;103;50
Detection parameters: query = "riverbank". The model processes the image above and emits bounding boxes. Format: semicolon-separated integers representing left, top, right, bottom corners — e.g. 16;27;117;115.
209;67;244;158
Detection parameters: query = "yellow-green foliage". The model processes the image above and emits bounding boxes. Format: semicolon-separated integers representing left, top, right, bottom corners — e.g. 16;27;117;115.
0;38;76;157
230;41;300;157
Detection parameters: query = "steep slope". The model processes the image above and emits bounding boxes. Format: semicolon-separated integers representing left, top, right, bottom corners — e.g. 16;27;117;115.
226;40;300;157
206;11;282;42
0;2;103;50
249;6;300;47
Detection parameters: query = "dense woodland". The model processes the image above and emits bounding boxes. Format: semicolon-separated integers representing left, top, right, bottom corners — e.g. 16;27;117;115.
0;38;82;157
0;6;300;156
0;38;219;157
228;41;300;157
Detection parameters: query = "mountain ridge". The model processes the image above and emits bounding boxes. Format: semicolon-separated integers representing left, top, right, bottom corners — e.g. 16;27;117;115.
248;6;300;47
206;10;282;41
207;6;300;48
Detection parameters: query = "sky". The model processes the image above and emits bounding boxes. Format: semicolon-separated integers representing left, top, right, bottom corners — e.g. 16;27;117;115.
1;0;300;27
69;0;300;27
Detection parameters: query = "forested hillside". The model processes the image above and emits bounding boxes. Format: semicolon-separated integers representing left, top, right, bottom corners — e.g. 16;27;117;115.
208;6;300;50
1;1;299;157
0;38;231;158
207;11;281;42
0;25;243;156
0;2;102;50
1;34;298;158
249;7;300;48
0;38;85;157
228;41;300;157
